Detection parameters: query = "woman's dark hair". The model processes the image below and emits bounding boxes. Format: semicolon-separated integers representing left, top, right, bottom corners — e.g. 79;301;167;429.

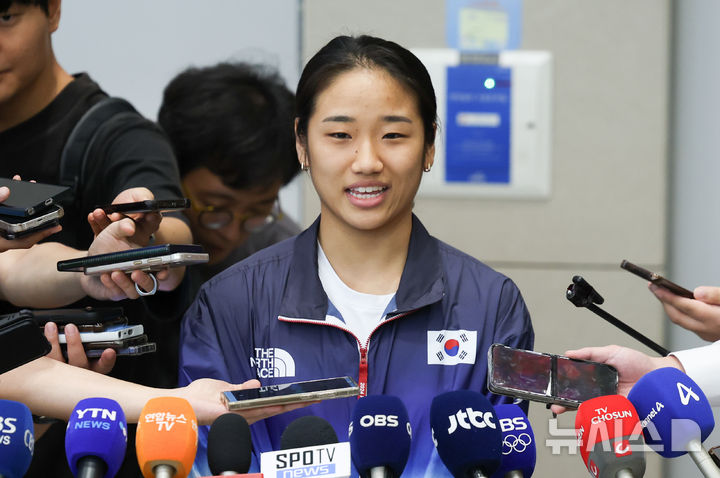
158;62;299;190
0;0;48;13
295;35;437;148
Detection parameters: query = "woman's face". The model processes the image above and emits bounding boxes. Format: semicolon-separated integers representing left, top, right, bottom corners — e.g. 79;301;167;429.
297;67;434;234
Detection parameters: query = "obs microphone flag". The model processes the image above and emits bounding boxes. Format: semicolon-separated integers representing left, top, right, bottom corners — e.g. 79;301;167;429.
0;399;34;478
430;390;502;478
261;416;351;478
627;367;720;478
206;413;261;477
574;395;645;478
490;404;536;478
65;397;127;478
136;397;198;478
349;395;412;478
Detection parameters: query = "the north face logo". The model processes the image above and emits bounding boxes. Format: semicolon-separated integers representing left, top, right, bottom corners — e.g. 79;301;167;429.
250;348;296;378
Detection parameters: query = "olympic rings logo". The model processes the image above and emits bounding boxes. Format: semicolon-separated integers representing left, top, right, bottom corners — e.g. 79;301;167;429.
502;433;532;454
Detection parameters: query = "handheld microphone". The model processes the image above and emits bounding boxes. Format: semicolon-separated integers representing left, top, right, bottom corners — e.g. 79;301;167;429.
430;390;502;478
490;404;536;478
261;416;351;478
349;395;412;478
206;413;259;477
136;396;198;478
0;399;34;478
574;395;645;478
627;367;720;478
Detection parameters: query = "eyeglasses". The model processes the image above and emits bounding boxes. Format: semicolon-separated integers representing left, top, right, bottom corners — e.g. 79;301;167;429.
183;186;282;233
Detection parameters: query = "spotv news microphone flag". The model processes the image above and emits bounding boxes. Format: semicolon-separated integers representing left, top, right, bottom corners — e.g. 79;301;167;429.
490;404;536;478
430;390;503;477
261;416;351;478
0;399;34;478
349;395;412;477
65;397;128;478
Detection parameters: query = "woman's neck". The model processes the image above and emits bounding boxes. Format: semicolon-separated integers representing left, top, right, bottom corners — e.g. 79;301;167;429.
318;213;413;295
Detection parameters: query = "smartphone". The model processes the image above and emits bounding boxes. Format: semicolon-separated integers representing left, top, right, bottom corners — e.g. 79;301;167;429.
85;342;157;358
57;244;206;272
620;260;694;299
80;334;150;350
709;446;720;468
97;198;191;215
487;343;618;409
58;324;144;344
0;205;63;239
222;376;361;411
0;310;52;374
83;251;209;276
32;306;127;333
0;178;69;217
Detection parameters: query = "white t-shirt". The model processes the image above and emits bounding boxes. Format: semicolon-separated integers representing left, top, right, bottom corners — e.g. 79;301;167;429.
671;340;720;407
317;243;395;347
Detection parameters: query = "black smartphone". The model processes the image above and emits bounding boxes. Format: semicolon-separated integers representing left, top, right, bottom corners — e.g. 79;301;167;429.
56;244;206;273
221;376;360;410
97;198;191;215
32;306;127;333
0;310;52;374
85;342;157;358
0;178;69;217
620;260;694;299
487;343;618;409
709;446;720;468
0;205;63;239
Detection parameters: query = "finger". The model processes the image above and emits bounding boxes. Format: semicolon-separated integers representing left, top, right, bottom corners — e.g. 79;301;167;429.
99;273;128;300
693;286;720;306
563;346;616;364
110;271;140;299
88;210;112;236
550;404;569;415
154;269;170;281
0;186;9;202
43;322;64;362
650;284;697;310
1;225;62;250
63;324;90;369
91;349;117;375
129;270;157;294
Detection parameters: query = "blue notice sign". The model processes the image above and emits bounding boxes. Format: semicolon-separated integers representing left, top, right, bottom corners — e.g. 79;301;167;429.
445;64;511;184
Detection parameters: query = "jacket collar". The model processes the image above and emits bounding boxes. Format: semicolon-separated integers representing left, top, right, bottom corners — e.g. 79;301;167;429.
279;214;445;321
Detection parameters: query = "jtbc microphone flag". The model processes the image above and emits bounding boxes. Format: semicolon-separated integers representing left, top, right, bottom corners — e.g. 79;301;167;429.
0;399;34;478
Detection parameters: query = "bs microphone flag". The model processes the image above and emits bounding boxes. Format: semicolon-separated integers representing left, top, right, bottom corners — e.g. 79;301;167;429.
65;397;128;478
430;390;502;477
575;395;645;478
349;395;412;478
0;399;34;478
136;396;198;478
490;404;536;478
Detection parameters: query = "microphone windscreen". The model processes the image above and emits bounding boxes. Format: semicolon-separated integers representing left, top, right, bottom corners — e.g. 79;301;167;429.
208;413;252;475
65;397;128;478
430;390;502;477
349;395;411;476
0;399;34;478
628;367;715;458
136;396;198;478
490;404;536;478
280;415;338;450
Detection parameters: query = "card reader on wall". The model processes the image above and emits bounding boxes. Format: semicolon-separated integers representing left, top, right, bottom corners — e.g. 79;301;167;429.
412;49;552;199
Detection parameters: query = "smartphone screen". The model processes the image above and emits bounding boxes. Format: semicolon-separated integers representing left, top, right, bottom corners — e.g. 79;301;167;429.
223;376;360;410
488;344;618;407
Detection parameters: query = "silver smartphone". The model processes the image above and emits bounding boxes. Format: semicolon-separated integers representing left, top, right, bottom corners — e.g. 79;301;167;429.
222;376;360;411
0;205;63;239
58;324;144;344
83;251;209;276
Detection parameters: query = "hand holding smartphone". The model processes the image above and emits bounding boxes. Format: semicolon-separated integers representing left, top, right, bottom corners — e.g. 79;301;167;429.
221;376;360;410
620;260;694;299
56;244;209;275
97;198;190;215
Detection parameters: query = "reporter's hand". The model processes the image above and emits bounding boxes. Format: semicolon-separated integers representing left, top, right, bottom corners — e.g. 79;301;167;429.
651;284;720;341
178;378;315;426
87;187;161;246
0;185;61;252
549;345;682;415
43;322;116;375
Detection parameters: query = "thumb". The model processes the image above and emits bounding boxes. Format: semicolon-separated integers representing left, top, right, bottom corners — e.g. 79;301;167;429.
693;286;720;305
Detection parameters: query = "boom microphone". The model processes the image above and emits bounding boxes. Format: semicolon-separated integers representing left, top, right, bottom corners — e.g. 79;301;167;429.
430;390;502;478
261;416;351;478
0;399;34;478
349;395;412;478
136;397;198;478
207;413;254;476
627;368;720;478
491;404;536;478
65;397;127;478
574;395;645;478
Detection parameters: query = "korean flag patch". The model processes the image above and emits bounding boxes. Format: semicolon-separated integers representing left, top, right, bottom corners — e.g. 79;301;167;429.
427;330;477;365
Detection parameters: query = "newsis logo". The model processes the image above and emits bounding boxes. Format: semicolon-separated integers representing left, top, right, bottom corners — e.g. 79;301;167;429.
447;408;496;434
250;347;296;378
